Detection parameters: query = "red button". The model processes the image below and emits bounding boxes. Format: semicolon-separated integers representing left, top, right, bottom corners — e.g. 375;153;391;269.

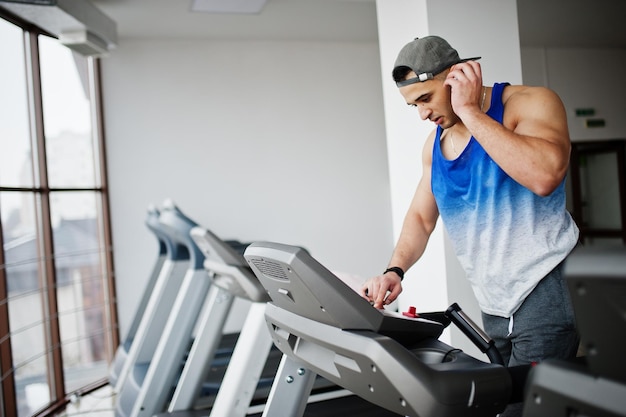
402;306;418;318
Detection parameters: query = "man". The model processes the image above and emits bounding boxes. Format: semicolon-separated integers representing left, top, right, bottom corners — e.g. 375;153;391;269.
360;36;580;415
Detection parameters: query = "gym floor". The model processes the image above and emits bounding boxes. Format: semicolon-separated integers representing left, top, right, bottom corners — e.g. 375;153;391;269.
55;385;401;417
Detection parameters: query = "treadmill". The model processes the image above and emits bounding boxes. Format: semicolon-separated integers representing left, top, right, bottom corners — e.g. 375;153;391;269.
109;205;168;387
115;201;209;417
165;226;280;415
522;246;626;417
115;202;282;417
244;241;517;417
113;200;198;393
160;228;340;417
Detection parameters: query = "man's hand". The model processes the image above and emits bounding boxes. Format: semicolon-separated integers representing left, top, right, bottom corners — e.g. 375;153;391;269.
360;272;403;309
443;61;484;119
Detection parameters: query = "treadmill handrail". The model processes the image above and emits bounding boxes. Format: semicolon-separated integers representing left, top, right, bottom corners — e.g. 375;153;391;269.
156;201;204;269
446;303;504;365
191;227;270;302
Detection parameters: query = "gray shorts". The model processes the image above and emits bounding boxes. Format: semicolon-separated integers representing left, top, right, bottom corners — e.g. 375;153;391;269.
481;261;579;366
481;262;580;416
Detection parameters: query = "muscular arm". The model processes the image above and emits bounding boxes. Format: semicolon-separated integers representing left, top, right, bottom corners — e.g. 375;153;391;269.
360;132;440;308
447;62;571;196
390;145;439;273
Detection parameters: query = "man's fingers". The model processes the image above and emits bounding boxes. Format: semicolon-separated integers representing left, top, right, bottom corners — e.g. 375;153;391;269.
384;285;404;306
359;284;369;298
375;292;386;309
361;275;403;309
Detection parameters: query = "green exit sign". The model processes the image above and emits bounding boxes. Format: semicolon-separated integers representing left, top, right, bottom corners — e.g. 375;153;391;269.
575;108;595;117
585;119;606;128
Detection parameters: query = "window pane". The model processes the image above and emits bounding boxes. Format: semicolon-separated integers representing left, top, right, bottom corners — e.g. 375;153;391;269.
0;18;34;188
39;36;97;188
50;191;110;392
1;191;50;417
16;356;50;417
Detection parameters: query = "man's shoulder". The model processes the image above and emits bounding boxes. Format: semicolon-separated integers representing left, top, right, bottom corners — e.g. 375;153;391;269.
500;84;567;131
502;84;559;106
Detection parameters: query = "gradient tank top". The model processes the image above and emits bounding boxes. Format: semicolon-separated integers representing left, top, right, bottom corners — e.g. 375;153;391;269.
431;82;579;317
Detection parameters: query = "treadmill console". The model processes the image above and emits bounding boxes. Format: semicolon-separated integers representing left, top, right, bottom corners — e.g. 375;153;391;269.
244;241;446;344
190;227;269;303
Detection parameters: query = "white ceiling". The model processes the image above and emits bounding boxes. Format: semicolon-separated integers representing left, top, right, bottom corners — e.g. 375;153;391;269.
90;0;626;47
89;0;379;42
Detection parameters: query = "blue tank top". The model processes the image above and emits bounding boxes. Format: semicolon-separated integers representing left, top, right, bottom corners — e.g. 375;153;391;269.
431;82;579;317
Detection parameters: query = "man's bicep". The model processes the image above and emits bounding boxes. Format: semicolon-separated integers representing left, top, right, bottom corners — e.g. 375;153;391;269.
511;87;570;148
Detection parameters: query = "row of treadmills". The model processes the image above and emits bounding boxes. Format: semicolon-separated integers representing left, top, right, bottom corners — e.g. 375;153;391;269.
109;200;626;417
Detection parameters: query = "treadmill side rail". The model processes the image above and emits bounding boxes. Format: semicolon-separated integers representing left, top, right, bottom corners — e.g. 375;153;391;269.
264;303;511;417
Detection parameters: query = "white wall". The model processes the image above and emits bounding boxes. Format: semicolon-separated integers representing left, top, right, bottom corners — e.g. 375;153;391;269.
101;39;394;335
521;47;626;141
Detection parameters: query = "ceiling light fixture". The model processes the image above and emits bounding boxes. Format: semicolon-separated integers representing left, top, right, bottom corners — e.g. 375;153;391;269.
190;0;268;14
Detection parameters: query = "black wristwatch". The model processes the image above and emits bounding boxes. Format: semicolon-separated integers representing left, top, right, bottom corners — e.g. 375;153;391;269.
383;266;404;281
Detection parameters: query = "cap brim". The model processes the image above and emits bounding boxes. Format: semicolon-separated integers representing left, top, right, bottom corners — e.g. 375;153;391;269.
396;56;482;88
457;56;481;64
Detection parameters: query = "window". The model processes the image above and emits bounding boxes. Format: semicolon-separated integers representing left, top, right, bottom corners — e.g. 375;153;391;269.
0;14;117;416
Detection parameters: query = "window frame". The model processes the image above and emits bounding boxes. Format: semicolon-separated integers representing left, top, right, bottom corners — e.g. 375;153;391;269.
0;10;118;416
